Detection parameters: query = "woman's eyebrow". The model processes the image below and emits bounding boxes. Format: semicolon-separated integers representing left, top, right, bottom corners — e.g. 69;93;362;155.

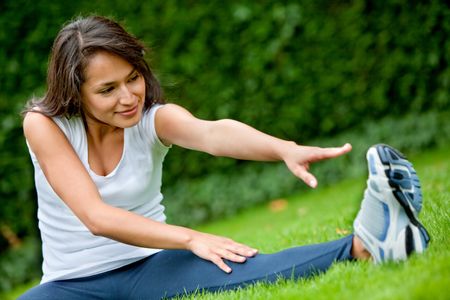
93;68;137;88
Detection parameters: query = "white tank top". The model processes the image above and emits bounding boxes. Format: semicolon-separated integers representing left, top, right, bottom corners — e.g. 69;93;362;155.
26;105;170;283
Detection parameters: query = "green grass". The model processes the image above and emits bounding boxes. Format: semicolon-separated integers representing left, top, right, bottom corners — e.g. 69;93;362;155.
4;146;449;300
185;145;450;300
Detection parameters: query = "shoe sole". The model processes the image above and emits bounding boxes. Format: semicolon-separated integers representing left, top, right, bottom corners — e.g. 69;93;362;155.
374;144;430;248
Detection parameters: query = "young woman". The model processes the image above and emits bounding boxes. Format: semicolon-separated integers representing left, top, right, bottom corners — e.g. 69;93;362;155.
19;16;429;299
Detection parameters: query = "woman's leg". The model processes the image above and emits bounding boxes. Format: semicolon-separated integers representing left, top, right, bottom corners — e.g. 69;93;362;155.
17;272;116;300
124;235;354;299
18;235;354;300
18;236;354;300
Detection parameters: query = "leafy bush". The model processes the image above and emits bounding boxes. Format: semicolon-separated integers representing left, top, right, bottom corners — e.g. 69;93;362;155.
1;0;449;183
0;0;449;292
0;237;41;292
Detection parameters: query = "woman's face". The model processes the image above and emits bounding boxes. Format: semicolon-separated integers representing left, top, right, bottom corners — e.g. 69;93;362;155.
80;50;146;130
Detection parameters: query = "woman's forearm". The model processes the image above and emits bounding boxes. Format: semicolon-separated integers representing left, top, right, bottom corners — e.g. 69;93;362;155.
89;202;195;250
204;119;297;161
156;104;298;163
155;104;351;189
88;203;257;273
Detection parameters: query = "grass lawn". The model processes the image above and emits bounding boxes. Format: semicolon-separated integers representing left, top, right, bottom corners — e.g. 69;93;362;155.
187;145;450;300
4;146;449;300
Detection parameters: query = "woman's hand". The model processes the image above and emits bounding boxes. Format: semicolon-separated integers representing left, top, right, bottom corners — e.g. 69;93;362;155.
283;143;352;188
186;231;258;273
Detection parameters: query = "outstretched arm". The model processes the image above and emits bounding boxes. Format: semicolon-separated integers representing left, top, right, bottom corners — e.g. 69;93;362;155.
23;112;256;273
155;104;352;188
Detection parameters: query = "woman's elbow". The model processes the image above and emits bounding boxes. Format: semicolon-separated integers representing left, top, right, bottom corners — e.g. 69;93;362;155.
87;223;103;236
83;210;106;236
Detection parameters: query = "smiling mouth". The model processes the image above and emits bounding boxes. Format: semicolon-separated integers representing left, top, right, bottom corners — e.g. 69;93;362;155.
118;105;138;116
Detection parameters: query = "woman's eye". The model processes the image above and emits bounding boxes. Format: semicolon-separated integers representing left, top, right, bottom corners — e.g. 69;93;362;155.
129;73;140;82
100;87;114;94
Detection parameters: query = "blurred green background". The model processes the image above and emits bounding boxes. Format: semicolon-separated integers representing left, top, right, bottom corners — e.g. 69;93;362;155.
0;0;448;292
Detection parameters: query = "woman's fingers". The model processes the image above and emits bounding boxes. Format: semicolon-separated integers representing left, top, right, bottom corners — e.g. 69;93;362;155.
216;241;256;263
189;232;258;273
285;143;352;188
227;242;258;257
210;255;232;273
291;165;317;188
300;170;317;188
218;248;247;263
213;245;256;273
311;143;352;162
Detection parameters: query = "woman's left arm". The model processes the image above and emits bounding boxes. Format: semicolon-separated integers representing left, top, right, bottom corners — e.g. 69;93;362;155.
155;104;352;188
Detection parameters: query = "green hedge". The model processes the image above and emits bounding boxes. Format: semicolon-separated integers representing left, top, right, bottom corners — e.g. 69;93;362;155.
0;237;41;292
142;0;450;183
0;0;449;292
1;0;449;183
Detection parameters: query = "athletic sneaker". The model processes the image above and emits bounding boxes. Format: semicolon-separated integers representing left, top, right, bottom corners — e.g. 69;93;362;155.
353;144;430;263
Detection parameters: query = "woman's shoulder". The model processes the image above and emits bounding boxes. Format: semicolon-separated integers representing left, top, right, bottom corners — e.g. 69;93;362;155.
136;104;172;149
24;111;83;141
23;111;55;135
23;112;64;155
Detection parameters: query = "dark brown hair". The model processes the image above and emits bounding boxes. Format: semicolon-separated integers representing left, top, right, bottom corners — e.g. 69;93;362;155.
25;15;164;117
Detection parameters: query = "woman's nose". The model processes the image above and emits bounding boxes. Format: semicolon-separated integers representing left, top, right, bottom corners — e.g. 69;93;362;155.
118;85;134;105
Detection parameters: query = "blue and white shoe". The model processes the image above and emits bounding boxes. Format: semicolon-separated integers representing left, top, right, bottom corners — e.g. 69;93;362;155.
353;144;430;263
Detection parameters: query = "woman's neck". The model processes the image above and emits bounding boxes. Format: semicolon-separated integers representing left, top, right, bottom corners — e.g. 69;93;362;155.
82;114;123;144
82;115;125;176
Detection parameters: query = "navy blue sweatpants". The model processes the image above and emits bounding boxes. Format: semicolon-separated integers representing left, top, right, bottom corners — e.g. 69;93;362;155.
19;235;354;299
